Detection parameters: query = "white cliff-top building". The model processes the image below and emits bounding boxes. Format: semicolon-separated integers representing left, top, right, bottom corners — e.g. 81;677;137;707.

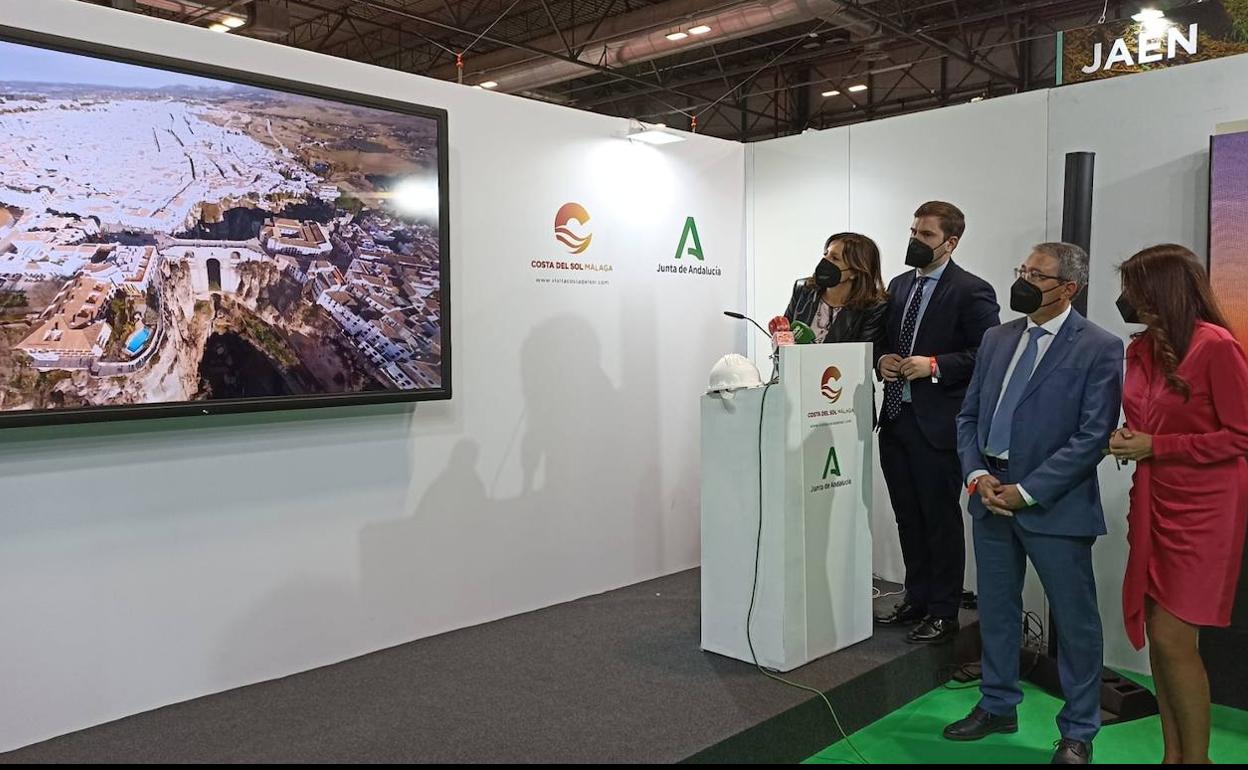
16;275;115;366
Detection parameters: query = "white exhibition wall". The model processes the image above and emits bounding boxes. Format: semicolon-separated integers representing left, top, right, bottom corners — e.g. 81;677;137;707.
748;53;1248;673
5;0;1248;752
1046;54;1248;673
747;92;1050;620
0;0;745;752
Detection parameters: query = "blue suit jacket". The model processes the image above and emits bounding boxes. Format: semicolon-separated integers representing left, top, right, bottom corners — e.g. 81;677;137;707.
956;311;1123;538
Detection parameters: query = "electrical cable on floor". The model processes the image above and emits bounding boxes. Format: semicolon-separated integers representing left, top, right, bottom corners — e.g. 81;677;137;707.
871;584;904;601
1021;610;1045;680
747;382;870;765
941;609;1047;690
870;572;903;602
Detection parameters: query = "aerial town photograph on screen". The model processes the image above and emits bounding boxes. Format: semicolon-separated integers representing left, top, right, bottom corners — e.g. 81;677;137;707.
0;38;444;413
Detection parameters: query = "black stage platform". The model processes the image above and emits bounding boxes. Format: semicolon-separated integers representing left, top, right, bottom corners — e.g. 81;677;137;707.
1;569;977;763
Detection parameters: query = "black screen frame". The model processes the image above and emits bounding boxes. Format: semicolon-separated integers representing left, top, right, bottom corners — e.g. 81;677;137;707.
0;25;452;429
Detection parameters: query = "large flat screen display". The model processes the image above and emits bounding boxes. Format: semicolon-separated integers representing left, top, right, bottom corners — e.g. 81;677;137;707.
1211;129;1248;349
0;30;449;427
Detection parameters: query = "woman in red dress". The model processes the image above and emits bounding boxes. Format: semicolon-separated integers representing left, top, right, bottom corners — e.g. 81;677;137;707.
1110;244;1248;764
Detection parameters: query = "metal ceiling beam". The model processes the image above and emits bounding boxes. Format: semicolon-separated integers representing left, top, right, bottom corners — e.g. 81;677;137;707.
333;0;786;124
568;0;1084;110
831;0;1020;86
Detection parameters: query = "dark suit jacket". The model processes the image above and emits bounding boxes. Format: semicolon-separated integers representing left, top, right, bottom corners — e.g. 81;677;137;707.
784;280;889;363
879;260;1000;450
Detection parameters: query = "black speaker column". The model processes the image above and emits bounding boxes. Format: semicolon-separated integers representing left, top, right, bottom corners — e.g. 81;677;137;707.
1061;151;1095;316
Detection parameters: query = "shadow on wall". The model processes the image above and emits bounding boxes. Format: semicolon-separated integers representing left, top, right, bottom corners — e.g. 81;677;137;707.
356;312;665;646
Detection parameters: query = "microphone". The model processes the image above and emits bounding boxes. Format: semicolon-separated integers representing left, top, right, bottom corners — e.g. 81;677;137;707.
723;311;782;384
768;315;795;347
723;310;771;341
791;320;816;344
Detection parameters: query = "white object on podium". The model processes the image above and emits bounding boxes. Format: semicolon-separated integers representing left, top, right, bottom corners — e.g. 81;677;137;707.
700;343;875;672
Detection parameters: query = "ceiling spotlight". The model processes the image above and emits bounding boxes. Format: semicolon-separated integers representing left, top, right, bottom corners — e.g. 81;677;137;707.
821;89;841;97
627;122;687;145
1131;8;1165;22
208;23;230;33
479;80;499;89
689;25;712;35
666;31;689;41
221;16;246;28
847;84;868;93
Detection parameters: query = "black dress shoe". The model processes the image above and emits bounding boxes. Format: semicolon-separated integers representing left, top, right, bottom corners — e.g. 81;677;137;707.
874;600;926;626
942;706;1019;741
906;616;959;644
1051;738;1092;764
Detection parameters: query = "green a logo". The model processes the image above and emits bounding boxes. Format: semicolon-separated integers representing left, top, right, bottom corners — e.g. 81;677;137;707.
822;446;841;479
674;216;704;261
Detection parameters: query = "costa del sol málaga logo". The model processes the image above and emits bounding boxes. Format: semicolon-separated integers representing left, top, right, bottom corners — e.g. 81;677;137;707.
554;202;592;255
820;366;843;403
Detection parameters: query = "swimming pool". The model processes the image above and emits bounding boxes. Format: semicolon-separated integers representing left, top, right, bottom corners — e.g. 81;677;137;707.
126;327;151;354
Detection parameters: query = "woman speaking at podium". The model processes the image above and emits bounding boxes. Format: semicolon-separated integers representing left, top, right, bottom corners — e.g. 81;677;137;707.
784;231;889;351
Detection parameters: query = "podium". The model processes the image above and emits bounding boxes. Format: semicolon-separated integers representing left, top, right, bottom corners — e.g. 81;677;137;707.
700;343;875;671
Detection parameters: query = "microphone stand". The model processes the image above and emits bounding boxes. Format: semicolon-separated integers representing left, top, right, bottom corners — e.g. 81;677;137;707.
723;311;779;383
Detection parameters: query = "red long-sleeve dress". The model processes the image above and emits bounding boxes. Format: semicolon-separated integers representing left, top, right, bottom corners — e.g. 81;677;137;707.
1121;322;1248;649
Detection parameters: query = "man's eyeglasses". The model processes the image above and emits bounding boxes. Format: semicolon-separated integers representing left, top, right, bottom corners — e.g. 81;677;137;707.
1014;267;1065;283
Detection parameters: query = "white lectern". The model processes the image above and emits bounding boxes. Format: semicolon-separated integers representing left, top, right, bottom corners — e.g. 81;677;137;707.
700;343;875;672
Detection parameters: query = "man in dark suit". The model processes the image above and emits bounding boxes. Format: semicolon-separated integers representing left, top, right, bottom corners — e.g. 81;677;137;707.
875;201;1000;644
944;242;1121;765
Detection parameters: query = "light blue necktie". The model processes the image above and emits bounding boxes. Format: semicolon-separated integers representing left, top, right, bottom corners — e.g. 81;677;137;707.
985;326;1049;457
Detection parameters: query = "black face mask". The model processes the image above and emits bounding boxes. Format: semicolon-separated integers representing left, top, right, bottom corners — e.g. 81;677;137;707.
1116;293;1141;324
905;237;942;269
814;260;843;290
1009;278;1062;315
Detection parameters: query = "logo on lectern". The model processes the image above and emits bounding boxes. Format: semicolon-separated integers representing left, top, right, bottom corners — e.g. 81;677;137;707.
820;366;843;403
823;446;842;479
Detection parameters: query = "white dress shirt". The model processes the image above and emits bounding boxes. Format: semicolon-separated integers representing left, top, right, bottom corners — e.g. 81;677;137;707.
967;304;1073;506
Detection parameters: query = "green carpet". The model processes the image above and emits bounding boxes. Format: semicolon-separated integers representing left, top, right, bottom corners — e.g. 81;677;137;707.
803;674;1248;764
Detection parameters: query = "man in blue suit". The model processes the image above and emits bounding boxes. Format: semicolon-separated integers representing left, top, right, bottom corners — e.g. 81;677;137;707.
944;242;1122;765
